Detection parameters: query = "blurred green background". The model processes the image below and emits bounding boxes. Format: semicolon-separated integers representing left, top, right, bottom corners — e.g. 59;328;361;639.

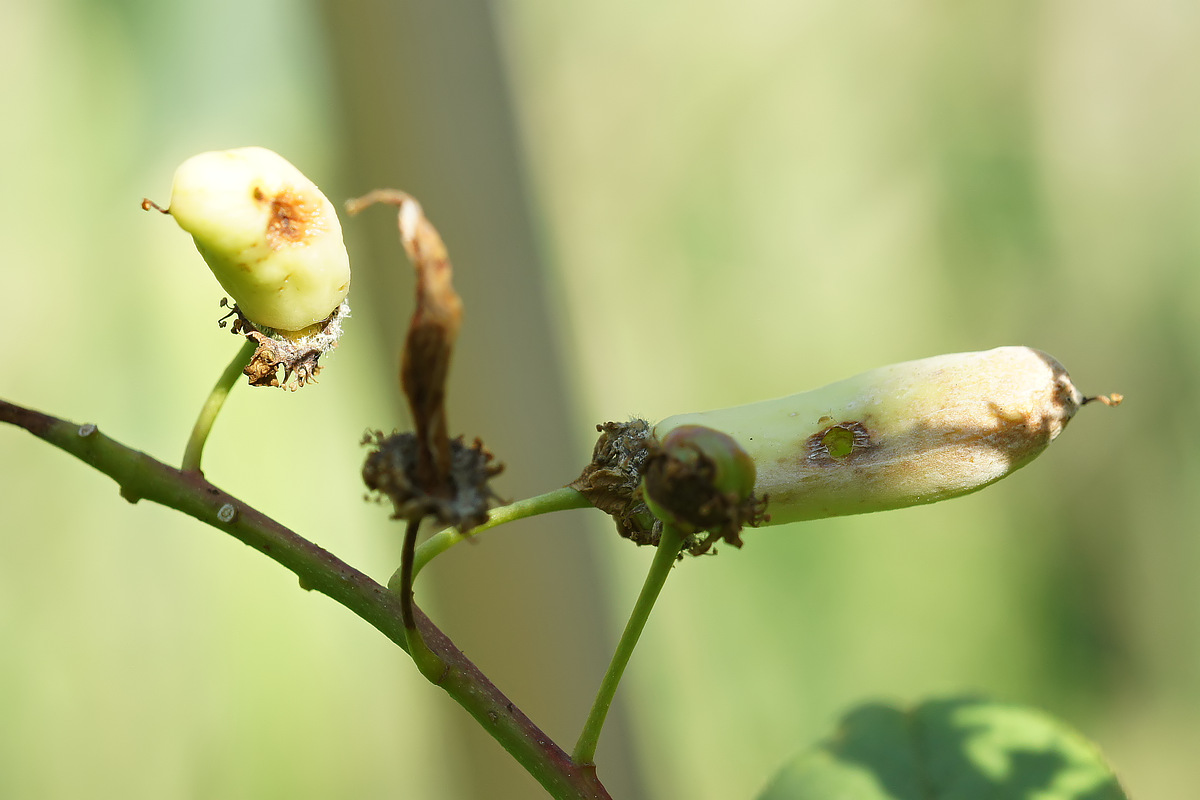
1;1;1196;798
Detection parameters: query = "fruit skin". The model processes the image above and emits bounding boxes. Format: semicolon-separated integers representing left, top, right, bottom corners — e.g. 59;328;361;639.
654;347;1085;525
167;147;350;332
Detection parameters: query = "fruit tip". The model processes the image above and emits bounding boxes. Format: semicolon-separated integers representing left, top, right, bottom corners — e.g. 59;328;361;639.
1083;393;1123;407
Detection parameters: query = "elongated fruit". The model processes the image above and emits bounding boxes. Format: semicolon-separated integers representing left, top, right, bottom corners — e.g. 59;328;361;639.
165;147;350;332
654;347;1092;525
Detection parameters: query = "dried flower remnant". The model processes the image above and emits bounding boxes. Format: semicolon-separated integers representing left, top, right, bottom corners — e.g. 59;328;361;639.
362;431;502;530
144;147;352;389
641;425;768;554
351;191;500;530
572;419;768;554
571;420;658;545
219;298;349;389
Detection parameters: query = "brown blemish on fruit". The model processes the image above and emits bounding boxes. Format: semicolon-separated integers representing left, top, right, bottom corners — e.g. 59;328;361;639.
806;421;871;465
265;189;322;248
982;401;1055;461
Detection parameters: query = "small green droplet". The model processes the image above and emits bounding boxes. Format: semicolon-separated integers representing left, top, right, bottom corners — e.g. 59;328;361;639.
822;426;856;459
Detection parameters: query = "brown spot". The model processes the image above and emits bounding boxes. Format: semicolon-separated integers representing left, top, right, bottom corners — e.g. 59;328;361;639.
265;189;321;247
806;421;871;465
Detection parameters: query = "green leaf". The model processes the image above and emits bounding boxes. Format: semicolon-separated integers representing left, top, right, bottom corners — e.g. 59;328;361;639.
757;696;1128;800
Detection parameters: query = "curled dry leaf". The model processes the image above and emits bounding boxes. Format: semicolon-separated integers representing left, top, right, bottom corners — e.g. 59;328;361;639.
350;190;500;529
348;190;461;497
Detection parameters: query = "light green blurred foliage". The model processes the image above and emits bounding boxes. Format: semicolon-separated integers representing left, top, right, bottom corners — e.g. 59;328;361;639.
498;1;1200;798
2;0;1198;799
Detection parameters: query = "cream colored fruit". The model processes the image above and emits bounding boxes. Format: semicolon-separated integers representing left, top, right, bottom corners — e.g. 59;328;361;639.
167;147;350;331
654;347;1086;525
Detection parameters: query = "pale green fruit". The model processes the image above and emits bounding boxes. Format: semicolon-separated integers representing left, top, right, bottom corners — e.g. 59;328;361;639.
655;347;1087;525
167;147;350;332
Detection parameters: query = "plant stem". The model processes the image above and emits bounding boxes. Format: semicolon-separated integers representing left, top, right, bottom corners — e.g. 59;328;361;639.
398;519;421;630
182;338;256;474
0;399;611;800
573;521;685;765
397;486;590;587
398;517;446;682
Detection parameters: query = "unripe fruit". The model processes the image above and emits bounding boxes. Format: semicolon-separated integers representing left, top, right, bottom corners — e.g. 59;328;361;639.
655;347;1098;525
165;147;350;332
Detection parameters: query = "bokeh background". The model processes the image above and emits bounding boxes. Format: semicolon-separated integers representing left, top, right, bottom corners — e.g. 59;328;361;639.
2;1;1197;798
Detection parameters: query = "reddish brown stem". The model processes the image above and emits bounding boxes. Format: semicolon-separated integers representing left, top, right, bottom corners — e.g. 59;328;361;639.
0;398;611;800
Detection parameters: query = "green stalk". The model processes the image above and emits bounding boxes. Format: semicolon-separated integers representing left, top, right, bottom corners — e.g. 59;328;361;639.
393;486;590;589
182;339;256;473
573;521;685;765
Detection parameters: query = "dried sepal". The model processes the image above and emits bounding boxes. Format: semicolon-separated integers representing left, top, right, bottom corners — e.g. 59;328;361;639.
362;431;503;531
641;425;768;554
221;299;348;390
570;420;659;546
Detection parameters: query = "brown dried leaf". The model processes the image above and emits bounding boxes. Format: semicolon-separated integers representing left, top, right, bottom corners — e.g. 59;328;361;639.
347;190;462;499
